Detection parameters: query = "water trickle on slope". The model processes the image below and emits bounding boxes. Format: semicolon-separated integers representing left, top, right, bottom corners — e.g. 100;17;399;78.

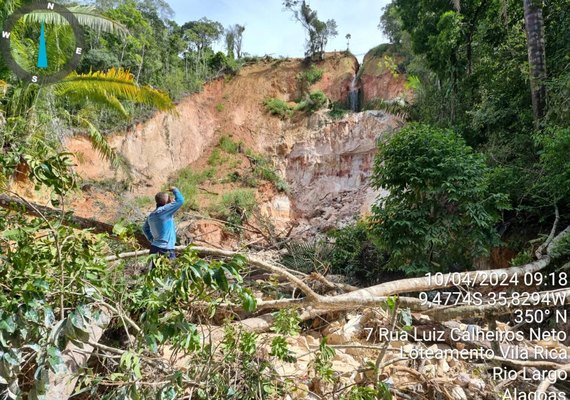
348;75;360;112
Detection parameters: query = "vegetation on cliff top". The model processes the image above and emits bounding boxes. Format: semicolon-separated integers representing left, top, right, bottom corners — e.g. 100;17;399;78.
1;0;570;399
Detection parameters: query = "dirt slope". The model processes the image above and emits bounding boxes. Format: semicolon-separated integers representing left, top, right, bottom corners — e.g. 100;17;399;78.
62;51;406;244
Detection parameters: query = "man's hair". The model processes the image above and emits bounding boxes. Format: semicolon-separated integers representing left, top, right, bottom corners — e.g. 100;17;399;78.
155;192;170;207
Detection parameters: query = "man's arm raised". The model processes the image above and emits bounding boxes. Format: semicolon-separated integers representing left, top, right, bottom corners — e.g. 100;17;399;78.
157;187;185;216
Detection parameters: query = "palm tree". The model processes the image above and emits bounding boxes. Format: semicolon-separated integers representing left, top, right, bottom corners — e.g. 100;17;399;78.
1;6;172;171
523;0;547;126
55;68;174;166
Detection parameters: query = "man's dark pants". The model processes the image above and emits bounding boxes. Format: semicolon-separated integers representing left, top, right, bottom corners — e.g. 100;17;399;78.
149;245;176;265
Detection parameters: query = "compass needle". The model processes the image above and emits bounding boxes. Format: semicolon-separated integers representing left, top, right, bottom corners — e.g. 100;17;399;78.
1;2;84;84
37;20;48;69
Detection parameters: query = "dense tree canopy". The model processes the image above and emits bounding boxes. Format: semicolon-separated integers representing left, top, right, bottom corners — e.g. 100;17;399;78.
371;124;508;274
378;0;570;230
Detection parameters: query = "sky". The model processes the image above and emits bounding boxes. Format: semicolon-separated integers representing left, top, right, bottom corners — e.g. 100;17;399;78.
167;0;390;61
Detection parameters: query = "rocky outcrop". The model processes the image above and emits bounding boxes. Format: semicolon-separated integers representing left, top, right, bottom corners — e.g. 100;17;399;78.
358;45;412;107
278;111;400;235
64;52;405;239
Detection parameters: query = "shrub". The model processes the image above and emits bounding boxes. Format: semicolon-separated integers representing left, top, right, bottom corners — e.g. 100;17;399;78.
219;135;241;154
281;239;334;274
535;126;570;202
247;151;288;192
296;91;329;113
208;51;240;75
328;221;388;283
371;123;509;275
299;65;324;85
328;102;350;119
309;90;328;109
208;148;223;166
215;103;224;112
263;98;293;119
364;97;409;119
213;189;257;232
172;167;216;210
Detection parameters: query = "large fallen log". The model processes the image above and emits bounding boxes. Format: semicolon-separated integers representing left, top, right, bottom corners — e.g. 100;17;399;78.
5;192;570;333
0;194;150;247
102;226;570;334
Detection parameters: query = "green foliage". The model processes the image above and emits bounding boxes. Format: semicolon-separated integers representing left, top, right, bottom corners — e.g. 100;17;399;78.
215;103;225;112
247;151;289;192
546;69;570;125
381;55;400;77
281;239;334;274
0;209;114;398
271;309;301;336
209;51;241;75
218;135;242;154
208;148;223;166
404;75;420;91
172;167;216;210
225;24;246;59
311;338;336;383
212;189;257;232
270;336;296;363
534;126;570;202
282;1;338;60
510;249;534;267
207;324;284;399
328;222;388;283
296;90;329;113
80;48;121;72
265;91;329;119
299;65;324;84
342;383;393;400
25;152;77;195
551;233;570;262
328;102;350;119
307;90;328;111
378;0;570;232
264;97;293;119
363;98;409;118
371;124;509;275
56;68;174;114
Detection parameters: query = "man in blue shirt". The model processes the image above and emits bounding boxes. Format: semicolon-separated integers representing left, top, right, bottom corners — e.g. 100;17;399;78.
142;187;185;259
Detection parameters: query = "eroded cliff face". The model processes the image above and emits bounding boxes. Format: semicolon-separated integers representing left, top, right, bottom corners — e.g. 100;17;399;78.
64;51;405;241
359;46;412;106
68;80;227;190
271;111;398;235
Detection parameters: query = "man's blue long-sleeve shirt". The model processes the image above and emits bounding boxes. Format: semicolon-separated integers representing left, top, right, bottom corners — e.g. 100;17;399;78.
142;188;185;250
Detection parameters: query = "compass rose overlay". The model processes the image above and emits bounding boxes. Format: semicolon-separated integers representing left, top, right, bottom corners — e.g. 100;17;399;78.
0;2;85;84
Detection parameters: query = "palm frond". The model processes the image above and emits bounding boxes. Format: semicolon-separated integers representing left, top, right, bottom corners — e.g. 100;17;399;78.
78;117;119;167
0;0;20;21
55;68;174;112
281;240;334;274
23;5;129;37
68;91;128;118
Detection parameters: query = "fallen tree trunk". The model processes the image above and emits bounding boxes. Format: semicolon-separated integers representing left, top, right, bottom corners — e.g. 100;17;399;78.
6;194;570;334
0;194;150;247
104;227;570;332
